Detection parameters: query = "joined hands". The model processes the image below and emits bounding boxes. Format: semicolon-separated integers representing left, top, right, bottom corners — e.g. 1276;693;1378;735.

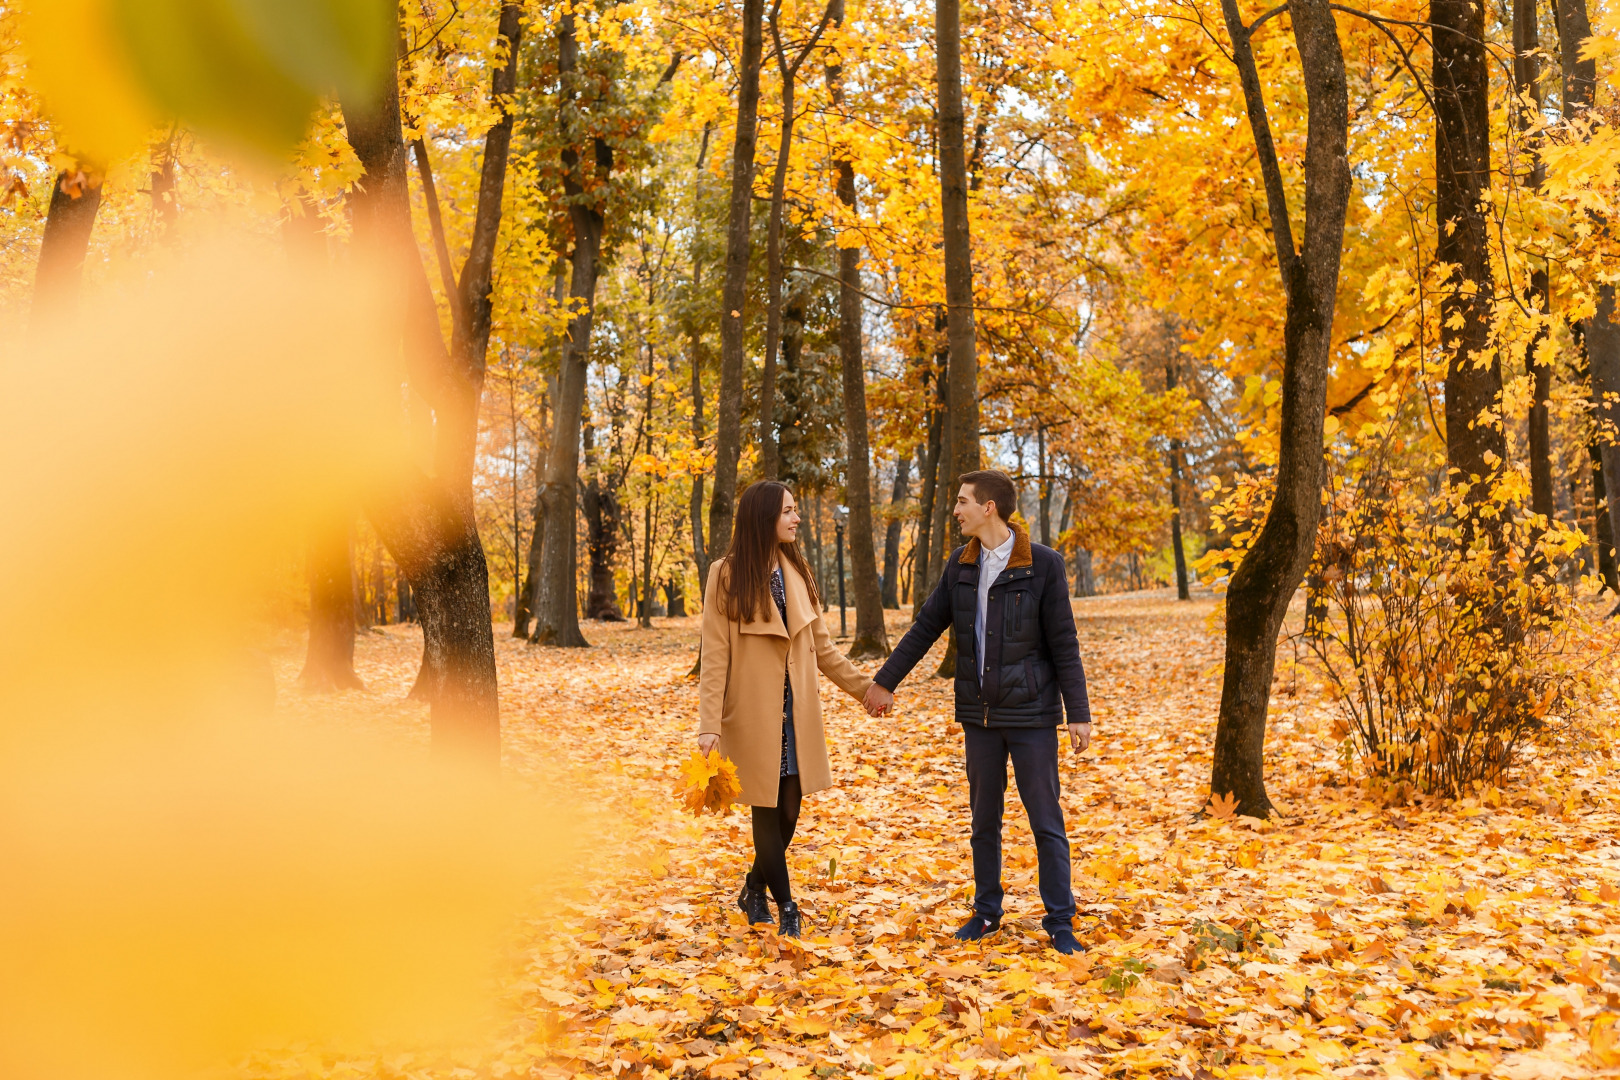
863;683;893;717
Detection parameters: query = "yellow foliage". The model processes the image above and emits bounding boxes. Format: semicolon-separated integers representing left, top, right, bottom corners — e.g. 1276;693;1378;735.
676;748;742;816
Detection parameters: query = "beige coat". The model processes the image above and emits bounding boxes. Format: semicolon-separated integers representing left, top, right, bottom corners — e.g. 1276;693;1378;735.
698;559;872;807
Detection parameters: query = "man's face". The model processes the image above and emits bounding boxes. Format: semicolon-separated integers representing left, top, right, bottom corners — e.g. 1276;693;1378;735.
953;484;997;537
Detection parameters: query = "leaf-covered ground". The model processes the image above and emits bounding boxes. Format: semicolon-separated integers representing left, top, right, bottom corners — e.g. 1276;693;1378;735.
263;592;1620;1080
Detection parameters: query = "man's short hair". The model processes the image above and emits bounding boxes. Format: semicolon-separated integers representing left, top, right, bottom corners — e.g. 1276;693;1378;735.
958;469;1018;521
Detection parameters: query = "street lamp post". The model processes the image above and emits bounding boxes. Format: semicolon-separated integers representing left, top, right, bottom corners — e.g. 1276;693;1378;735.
833;504;848;638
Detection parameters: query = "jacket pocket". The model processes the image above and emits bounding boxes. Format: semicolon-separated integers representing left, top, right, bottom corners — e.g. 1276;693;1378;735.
1024;656;1038;700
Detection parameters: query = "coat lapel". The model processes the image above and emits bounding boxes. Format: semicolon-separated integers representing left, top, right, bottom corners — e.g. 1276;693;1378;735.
737;571;789;637
780;561;816;639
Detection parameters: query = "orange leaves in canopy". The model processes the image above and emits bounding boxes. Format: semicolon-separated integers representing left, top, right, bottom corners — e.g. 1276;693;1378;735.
676;749;741;816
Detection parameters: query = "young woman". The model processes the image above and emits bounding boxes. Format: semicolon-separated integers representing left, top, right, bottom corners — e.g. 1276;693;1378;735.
697;481;872;937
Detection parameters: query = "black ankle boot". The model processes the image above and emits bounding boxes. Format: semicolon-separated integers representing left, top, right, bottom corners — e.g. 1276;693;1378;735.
778;900;801;938
738;879;772;926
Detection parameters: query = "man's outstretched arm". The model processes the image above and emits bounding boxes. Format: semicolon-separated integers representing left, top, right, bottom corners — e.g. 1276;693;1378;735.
864;560;956;714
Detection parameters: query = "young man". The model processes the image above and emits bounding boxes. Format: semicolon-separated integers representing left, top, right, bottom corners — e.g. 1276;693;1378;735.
864;470;1093;954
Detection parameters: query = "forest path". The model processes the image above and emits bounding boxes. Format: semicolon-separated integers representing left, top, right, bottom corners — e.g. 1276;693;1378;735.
267;592;1620;1080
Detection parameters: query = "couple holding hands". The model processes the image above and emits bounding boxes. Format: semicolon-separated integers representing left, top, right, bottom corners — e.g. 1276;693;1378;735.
696;470;1094;952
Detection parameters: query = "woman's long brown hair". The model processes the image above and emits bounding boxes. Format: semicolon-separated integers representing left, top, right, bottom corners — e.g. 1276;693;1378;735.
719;481;821;623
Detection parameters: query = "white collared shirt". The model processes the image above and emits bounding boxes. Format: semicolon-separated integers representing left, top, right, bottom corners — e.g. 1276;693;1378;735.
975;528;1016;680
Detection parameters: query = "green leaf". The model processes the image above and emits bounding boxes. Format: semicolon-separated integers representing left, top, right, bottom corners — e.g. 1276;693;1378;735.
108;0;392;157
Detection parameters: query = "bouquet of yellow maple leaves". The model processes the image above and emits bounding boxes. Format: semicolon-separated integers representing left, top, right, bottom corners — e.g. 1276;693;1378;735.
676;749;742;816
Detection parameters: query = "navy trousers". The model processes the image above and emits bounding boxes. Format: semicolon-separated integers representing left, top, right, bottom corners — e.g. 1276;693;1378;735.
963;723;1076;934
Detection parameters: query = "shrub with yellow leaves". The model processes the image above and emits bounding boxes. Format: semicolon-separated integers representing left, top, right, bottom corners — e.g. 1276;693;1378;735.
675;749;742;816
1299;431;1608;798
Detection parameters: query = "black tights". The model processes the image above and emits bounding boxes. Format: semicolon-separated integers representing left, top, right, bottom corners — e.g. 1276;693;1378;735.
748;774;802;905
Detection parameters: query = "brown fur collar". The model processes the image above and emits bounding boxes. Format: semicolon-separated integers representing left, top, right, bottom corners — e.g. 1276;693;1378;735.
958;520;1033;569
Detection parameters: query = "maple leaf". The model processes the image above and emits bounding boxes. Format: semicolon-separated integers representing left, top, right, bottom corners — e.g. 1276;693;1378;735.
1206;790;1238;820
675;749;741;817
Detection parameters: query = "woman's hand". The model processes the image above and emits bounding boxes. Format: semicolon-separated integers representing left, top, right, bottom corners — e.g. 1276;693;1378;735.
698;733;720;756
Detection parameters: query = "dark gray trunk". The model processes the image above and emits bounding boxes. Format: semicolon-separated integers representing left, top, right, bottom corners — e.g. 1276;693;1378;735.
532;12;607;648
882;452;911;608
759;1;832;478
936;0;979;479
1586;288;1620;583
1592;446;1619;590
341;2;518;763
1514;0;1555;527
1210;0;1351;818
582;424;626;621
1435;0;1504;506
690;327;709;584
913;370;944;619
1166;357;1190;600
1036;425;1051;546
32;170;103;327
827;0;887;659
710;0;766;554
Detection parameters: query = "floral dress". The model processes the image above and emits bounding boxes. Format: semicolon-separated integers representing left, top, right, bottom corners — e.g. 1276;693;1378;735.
770;567;799;777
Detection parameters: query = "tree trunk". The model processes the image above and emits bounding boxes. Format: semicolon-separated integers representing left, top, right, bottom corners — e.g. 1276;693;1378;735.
515;315;560;638
1036;425;1051;546
936;0;979;479
913;409;941;618
1514;0;1555;527
710;0;766;554
826;0;887;659
582;424;626;621
1556;0;1616;587
1074;548;1094;598
32;169;103;327
370;539;385;625
1166;356;1190;600
533;10;610;649
300;520;364;691
1434;0;1503;506
341;1;518;764
758;3;832;478
882;452;911;608
689;327;709;584
1592;445;1619;591
641;496;657;628
665;576;686;617
1586;288;1620;584
1209;0;1350;819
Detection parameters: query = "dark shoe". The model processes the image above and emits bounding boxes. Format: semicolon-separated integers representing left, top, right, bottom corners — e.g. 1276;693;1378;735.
778;900;802;938
954;914;1000;941
1049;926;1084;955
738;880;772;926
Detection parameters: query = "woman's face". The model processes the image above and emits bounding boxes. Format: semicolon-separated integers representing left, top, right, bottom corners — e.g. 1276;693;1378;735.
776;492;801;544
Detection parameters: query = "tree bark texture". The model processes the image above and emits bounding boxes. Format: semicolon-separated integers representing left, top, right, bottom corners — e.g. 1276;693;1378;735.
936;0;980;479
32;170;103;327
1210;0;1350;819
1166;357;1190;600
710;0;767;555
1434;0;1504;502
1586;288;1620;583
1513;0;1555;526
690;327;709;584
913;404;942;618
882;452;911;608
532;11;607;648
1592;445;1620;590
341;3;518;763
759;1;832;479
299;521;365;691
582;424;626;621
827;0;888;659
